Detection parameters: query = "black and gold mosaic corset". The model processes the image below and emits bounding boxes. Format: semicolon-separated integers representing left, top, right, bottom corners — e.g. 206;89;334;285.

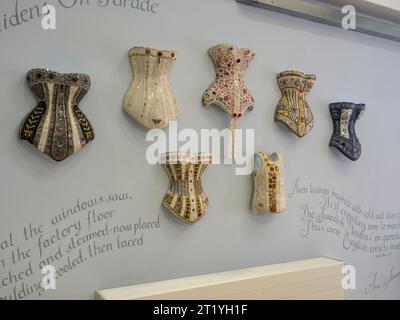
275;71;316;137
20;69;94;161
329;102;365;161
161;153;212;225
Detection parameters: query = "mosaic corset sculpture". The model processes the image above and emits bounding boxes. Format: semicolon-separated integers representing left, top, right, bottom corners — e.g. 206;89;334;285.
329;102;366;161
161;153;212;225
20;68;94;162
275;71;316;137
202;44;255;157
252;152;286;214
123;47;179;129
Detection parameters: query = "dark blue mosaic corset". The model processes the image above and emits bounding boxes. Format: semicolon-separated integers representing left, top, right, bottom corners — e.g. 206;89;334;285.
329;102;365;161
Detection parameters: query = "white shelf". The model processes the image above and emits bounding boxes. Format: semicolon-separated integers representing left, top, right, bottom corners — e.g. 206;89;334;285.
96;257;345;300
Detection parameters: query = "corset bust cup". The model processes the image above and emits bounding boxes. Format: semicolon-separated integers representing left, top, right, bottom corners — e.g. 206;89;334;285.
275;71;316;137
329;102;365;161
123;47;179;129
20;68;94;162
161;153;212;225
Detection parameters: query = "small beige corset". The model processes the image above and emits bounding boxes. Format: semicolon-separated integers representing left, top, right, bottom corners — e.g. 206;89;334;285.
123;47;179;129
252;152;286;214
161;152;212;224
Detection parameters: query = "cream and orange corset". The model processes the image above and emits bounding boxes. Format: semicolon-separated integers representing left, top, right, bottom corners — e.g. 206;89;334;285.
275;71;316;137
161;152;212;225
20;68;94;162
123;47;179;129
252;152;286;214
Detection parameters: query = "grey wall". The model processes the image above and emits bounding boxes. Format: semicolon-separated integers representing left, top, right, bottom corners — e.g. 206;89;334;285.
0;0;400;300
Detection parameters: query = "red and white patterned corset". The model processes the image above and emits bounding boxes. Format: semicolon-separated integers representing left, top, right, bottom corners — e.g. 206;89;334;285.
202;44;255;158
202;44;255;127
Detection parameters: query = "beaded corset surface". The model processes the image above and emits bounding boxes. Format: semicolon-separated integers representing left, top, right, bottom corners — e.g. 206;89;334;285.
275;71;316;137
329;102;365;161
161;153;212;225
252;152;286;214
202;44;255;155
202;44;255;118
123;47;179;129
20;68;94;162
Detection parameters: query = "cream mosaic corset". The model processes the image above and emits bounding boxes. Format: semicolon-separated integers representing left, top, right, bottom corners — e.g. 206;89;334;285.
123;47;179;129
161;152;212;225
20;68;94;162
275;71;316;138
252;152;286;214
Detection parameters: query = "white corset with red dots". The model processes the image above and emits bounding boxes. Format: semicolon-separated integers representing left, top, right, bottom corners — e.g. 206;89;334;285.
202;44;255;158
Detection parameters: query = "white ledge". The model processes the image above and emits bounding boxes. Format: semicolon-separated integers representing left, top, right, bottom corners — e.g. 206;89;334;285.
96;257;345;300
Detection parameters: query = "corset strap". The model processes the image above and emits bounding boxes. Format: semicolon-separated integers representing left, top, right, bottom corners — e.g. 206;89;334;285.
253;151;267;176
228;117;239;160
